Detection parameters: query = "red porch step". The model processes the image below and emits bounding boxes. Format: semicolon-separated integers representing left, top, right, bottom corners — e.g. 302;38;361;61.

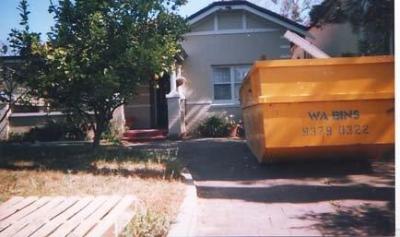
122;129;168;142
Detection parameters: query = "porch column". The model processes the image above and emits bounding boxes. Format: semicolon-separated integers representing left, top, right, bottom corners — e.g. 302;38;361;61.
110;104;126;138
166;64;179;98
176;65;186;99
166;64;186;138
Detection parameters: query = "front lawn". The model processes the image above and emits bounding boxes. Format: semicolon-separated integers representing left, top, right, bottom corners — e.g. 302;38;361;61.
0;143;185;237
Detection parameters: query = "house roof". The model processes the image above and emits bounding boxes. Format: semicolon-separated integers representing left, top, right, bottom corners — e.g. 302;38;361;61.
187;0;308;35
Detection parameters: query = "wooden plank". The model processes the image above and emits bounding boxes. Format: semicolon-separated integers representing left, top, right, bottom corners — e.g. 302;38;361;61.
103;206;136;237
15;197;79;237
0;197;51;237
0;197;24;213
86;195;136;237
48;196;108;237
12;197;69;237
0;197;64;237
2;197;64;226
0;195;137;237
284;30;331;59
0;197;51;224
0;196;39;221
69;196;121;237
30;196;94;237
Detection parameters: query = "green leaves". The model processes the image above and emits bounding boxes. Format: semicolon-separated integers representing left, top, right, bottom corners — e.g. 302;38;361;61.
11;0;188;146
309;0;394;55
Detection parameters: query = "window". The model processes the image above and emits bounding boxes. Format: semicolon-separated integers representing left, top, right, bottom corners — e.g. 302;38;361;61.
212;65;251;104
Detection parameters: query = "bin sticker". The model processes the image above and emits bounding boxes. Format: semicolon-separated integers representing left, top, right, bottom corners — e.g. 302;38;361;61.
302;110;369;136
308;110;360;121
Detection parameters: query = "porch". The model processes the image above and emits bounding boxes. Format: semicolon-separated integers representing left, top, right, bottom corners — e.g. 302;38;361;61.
124;61;187;141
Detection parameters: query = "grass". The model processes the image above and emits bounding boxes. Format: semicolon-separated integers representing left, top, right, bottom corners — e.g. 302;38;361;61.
0;143;186;237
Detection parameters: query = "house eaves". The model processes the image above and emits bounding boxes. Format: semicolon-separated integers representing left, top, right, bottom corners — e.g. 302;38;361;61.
187;0;308;36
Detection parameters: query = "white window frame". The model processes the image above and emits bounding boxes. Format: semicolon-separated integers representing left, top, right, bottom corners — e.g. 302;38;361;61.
212;65;251;105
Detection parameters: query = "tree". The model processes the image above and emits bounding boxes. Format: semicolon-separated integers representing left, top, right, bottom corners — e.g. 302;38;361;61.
15;0;188;147
274;0;322;24
309;0;394;55
1;0;39;125
9;0;41;56
0;66;16;125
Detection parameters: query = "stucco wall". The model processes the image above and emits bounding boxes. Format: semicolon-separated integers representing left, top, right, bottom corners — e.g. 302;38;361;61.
181;29;291;132
125;85;151;129
124;8;299;133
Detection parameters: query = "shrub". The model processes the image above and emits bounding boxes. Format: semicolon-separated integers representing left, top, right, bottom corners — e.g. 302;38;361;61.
123;208;169;237
7;133;26;143
17;120;88;142
237;120;246;138
197;115;233;137
101;123;122;145
165;158;183;179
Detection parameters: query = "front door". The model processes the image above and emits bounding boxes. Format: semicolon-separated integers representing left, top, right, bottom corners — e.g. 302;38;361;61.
150;74;169;129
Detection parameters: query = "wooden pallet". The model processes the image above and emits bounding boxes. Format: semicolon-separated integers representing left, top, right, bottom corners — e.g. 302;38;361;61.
0;195;136;237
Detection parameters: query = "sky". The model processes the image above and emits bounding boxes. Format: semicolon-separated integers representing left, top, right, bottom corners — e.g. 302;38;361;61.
0;0;282;47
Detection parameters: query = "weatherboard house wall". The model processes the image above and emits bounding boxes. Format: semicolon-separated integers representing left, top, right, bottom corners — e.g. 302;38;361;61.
179;1;307;132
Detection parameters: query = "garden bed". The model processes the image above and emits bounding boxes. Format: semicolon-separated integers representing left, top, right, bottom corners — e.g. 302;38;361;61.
0;144;185;237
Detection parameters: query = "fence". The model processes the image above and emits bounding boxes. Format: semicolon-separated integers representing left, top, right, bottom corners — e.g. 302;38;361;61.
0;104;10;140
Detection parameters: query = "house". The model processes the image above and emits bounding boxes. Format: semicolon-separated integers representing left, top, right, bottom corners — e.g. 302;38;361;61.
126;0;308;136
1;1;309;139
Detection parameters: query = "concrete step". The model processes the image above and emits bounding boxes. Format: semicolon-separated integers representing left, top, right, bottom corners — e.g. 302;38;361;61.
122;129;167;142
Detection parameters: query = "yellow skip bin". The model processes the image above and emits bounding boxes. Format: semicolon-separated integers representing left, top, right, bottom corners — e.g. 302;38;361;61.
240;56;394;163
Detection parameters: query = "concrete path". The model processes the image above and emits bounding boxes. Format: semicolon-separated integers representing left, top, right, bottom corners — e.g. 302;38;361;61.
178;138;395;236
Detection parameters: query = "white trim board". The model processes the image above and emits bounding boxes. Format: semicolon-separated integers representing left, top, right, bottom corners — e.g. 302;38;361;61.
184;28;279;36
185;101;241;108
186;101;213;106
211;103;241;108
10;112;64;117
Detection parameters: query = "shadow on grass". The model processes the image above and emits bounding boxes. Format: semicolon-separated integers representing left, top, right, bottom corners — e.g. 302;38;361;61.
296;202;395;236
0;143;180;179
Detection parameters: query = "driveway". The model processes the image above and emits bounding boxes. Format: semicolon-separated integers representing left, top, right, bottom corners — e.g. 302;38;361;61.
178;138;395;236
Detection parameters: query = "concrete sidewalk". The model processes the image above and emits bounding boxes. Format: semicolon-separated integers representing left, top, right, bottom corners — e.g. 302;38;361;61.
179;138;394;236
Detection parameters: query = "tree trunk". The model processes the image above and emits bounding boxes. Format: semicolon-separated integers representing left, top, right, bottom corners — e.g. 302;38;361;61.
92;118;104;148
92;128;102;148
92;111;111;148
